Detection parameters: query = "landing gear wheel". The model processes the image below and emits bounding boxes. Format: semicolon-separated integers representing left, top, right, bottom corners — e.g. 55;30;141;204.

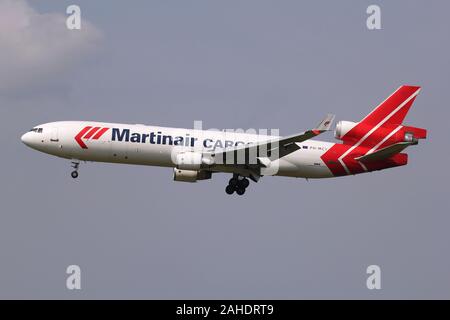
238;178;250;189
228;178;238;187
70;161;80;179
225;185;235;195
236;188;246;196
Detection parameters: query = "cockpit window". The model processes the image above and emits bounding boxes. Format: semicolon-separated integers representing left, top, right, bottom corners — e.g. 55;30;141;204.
29;128;43;133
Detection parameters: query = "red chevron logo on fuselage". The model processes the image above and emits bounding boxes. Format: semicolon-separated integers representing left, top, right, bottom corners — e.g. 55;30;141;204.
75;126;109;149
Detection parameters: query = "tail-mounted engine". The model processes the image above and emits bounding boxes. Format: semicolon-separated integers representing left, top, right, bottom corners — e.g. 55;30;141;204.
334;121;358;140
334;120;427;146
401;126;427;145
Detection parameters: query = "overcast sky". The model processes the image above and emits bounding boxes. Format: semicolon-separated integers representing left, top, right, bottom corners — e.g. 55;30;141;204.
0;0;449;299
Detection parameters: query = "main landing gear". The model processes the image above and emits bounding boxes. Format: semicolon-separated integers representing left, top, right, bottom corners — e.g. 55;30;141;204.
70;161;80;179
225;174;250;195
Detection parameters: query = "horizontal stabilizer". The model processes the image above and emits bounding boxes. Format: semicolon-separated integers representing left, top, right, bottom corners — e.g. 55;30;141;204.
355;142;413;162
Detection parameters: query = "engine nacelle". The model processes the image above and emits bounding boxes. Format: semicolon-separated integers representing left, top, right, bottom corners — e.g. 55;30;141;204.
173;168;212;183
402;125;427;144
334;120;427;145
175;151;214;170
334;121;358;140
175;152;203;170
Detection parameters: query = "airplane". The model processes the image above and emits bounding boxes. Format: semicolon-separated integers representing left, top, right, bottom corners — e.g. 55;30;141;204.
21;85;427;195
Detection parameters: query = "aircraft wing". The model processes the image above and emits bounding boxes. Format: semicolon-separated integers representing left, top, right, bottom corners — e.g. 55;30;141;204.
204;114;335;179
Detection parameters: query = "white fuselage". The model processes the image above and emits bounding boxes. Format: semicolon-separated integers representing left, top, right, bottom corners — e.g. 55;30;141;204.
21;121;336;178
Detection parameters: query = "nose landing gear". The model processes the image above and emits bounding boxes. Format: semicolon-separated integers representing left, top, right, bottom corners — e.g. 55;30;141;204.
225;174;250;195
70;161;80;179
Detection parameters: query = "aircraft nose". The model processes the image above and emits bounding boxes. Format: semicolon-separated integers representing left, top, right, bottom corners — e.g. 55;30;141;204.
21;132;32;146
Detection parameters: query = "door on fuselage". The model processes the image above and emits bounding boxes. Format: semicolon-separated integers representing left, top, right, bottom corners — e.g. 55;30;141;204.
49;127;59;143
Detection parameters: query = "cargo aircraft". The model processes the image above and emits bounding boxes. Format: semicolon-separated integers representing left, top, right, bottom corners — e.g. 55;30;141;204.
21;85;427;195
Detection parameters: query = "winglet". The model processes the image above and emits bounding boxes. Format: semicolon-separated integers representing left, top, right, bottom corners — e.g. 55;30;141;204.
312;114;335;134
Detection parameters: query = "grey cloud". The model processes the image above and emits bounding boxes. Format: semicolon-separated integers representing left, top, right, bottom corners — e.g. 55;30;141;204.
0;0;102;93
